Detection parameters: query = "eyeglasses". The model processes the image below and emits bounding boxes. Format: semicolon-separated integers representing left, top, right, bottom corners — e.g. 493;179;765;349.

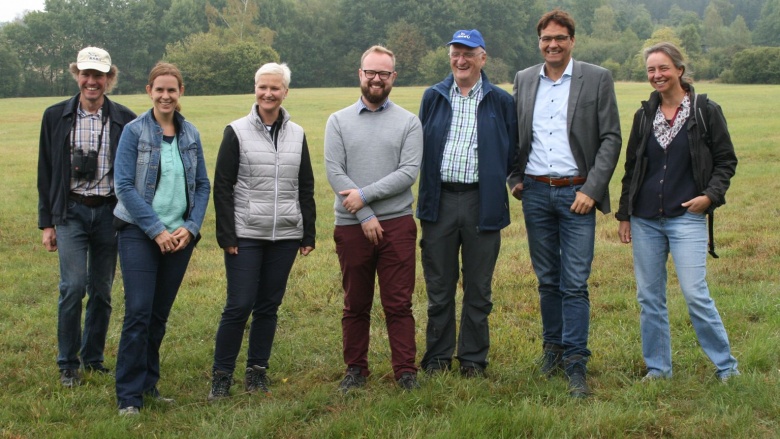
539;35;571;43
449;51;485;60
362;70;393;80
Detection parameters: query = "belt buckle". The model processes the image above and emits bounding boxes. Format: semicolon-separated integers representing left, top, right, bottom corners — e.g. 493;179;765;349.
546;176;561;187
550;176;576;186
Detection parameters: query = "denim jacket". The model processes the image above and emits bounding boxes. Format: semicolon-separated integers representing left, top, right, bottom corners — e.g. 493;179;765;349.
113;109;211;240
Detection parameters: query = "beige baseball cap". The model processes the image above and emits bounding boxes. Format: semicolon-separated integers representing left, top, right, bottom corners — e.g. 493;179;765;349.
76;47;112;73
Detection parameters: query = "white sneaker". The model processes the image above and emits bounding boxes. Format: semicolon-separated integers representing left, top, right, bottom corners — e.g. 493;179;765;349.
118;406;140;416
719;370;741;383
641;373;667;383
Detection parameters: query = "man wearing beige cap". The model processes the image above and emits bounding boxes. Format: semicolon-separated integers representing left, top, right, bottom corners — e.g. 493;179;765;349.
38;46;136;387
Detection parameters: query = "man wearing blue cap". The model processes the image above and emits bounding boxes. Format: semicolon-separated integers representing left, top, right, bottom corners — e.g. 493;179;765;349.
416;29;517;378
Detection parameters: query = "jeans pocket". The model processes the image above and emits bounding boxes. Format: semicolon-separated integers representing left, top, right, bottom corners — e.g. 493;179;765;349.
685;210;706;218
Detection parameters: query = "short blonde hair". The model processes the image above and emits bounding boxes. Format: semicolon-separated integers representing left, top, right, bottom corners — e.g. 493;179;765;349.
254;63;291;88
360;45;396;70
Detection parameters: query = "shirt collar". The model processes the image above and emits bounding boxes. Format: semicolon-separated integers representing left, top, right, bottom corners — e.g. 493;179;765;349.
77;101;103;118
452;77;483;98
357;97;392;114
538;58;574;80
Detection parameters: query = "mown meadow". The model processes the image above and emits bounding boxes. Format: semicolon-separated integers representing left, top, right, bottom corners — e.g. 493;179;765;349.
0;81;778;438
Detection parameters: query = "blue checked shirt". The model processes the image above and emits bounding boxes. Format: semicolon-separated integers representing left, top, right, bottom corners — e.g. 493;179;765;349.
440;79;483;183
70;104;113;196
357;97;391;114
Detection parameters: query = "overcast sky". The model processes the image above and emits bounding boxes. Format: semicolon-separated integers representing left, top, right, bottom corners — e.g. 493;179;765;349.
0;0;46;23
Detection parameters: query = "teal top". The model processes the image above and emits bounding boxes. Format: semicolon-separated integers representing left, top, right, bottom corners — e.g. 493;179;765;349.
152;135;187;232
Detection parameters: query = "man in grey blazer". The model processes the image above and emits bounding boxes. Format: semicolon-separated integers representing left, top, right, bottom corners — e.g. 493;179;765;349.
508;8;621;398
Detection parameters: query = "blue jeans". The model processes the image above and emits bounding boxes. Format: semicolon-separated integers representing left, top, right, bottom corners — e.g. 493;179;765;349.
522;177;594;361
115;224;195;409
56;201;116;370
631;213;738;378
212;239;299;374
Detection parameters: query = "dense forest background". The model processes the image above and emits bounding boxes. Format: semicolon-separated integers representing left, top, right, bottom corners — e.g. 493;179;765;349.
2;0;780;97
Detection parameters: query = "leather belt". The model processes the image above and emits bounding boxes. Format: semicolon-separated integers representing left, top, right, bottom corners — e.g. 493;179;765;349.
529;175;586;187
69;193;116;207
441;182;479;192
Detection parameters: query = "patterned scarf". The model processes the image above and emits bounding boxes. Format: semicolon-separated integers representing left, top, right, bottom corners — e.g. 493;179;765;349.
652;93;690;149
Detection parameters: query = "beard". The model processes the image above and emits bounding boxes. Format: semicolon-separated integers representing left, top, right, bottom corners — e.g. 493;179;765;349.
360;81;391;105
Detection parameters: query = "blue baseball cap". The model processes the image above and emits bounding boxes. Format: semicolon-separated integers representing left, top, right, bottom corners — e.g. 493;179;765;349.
447;29;486;50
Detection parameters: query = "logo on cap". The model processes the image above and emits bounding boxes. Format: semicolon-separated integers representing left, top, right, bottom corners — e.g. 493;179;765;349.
447;29;485;50
76;47;112;73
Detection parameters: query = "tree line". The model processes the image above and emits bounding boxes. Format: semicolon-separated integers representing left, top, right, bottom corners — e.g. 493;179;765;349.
2;0;780;98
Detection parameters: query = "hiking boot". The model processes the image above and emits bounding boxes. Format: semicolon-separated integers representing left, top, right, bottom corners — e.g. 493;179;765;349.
567;370;590;398
145;387;175;404
245;365;271;394
118;406;140;416
83;363;112;376
538;343;564;377
60;369;81;388
423;360;450;376
565;355;590;398
397;372;420;390
338;366;366;394
459;365;486;378
208;370;233;402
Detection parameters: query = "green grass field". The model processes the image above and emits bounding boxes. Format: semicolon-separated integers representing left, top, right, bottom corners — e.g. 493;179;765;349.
0;82;778;438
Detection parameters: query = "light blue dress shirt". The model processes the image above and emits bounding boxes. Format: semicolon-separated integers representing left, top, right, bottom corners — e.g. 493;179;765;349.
526;60;580;177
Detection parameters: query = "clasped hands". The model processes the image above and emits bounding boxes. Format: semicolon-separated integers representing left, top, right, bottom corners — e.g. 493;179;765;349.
340;188;384;245
154;227;192;254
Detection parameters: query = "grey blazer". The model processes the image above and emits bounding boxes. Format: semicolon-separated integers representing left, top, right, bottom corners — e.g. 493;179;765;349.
509;60;622;214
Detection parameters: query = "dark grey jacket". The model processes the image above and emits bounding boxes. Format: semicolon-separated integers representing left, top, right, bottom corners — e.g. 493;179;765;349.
37;94;136;228
510;60;622;214
616;85;738;221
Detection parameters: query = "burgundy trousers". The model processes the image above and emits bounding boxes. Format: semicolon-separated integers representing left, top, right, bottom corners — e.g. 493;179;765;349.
334;215;418;379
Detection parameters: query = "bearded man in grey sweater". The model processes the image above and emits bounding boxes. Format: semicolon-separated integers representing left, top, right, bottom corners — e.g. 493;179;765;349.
324;45;423;393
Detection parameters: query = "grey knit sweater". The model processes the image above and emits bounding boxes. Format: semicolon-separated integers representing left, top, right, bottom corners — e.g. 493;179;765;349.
324;100;423;226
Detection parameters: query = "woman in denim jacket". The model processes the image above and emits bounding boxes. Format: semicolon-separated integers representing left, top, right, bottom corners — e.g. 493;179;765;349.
113;62;211;415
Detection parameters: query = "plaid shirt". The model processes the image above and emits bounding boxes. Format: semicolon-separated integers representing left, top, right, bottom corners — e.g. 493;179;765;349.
440;79;483;183
70;104;112;196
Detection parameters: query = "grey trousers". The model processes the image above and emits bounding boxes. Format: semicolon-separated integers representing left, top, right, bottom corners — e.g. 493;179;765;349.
420;188;500;370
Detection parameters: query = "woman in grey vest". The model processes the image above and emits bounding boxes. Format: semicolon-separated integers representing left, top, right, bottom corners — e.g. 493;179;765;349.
208;63;316;400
